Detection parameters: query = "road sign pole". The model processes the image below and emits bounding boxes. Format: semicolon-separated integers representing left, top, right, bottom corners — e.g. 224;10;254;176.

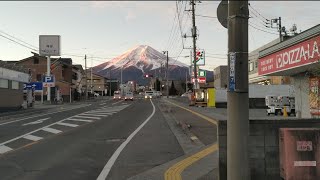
47;56;51;102
41;90;43;104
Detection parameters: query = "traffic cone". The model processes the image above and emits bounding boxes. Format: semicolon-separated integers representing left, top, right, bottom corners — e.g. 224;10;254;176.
283;107;288;117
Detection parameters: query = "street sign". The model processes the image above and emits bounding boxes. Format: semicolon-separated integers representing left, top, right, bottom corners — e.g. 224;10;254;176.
199;70;206;77
43;75;55;87
23;82;43;91
192;50;205;66
229;52;236;91
39;35;61;56
191;77;206;84
217;1;228;29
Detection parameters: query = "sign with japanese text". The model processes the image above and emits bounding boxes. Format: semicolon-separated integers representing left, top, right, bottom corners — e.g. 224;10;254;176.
258;35;320;75
296;141;313;151
191;77;206;84
229;52;236;91
39;35;61;56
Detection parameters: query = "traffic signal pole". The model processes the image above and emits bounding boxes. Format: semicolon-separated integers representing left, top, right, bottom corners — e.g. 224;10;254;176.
47;56;51;102
227;1;250;180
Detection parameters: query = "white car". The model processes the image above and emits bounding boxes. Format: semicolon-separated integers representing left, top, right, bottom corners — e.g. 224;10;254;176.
94;93;100;97
144;91;155;99
113;91;122;100
124;92;134;101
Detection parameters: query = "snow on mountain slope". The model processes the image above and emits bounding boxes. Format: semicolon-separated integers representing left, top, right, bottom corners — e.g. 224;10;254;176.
98;45;187;73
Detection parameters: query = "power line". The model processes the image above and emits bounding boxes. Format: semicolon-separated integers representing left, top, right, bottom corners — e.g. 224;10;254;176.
176;0;185;50
0;33;38;51
0;30;38;49
249;23;278;35
195;14;217;18
248;3;269;22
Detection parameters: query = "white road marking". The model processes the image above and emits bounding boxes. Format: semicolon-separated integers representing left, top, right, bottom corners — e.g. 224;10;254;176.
111;100;124;105
81;113;109;117
23;134;43;141
73;115;101;120
42;127;62;134
99;103;107;105
67;119;93;123
0;145;13;154
89;110;118;113
22;117;50;126
97;99;155;180
86;112;114;115
56;122;79;127
0;104;91;126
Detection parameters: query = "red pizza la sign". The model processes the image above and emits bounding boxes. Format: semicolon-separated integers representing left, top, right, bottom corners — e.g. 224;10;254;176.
258;35;320;75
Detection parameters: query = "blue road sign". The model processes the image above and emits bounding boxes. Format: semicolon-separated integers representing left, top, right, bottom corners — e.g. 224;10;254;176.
43;75;55;83
229;52;236;92
23;82;43;91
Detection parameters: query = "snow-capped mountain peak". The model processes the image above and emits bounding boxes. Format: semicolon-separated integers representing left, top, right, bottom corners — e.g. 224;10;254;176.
101;45;187;72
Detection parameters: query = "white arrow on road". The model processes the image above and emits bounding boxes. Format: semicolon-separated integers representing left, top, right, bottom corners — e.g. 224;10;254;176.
22;117;50;126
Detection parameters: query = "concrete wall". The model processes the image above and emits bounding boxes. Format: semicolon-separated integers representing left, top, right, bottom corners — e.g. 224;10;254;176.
218;119;320;180
0;81;23;111
293;76;311;118
214;66;228;88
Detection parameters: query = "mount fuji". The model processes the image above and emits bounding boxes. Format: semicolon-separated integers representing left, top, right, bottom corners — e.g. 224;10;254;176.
92;45;213;85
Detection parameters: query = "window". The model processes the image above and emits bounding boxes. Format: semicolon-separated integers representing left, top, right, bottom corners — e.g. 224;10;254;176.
249;62;254;72
34;57;39;64
255;61;258;68
36;74;42;81
12;81;19;90
0;79;9;88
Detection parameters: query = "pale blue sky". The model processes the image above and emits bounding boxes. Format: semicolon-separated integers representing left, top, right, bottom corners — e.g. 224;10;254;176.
0;1;319;70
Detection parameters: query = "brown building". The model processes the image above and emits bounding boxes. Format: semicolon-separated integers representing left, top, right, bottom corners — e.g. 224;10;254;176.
72;64;86;100
16;52;73;102
83;71;108;96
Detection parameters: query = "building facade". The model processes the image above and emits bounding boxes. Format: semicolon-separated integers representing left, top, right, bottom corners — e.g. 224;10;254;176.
258;24;320;118
214;65;228;89
16;52;73;102
249;37;291;85
0;61;29;111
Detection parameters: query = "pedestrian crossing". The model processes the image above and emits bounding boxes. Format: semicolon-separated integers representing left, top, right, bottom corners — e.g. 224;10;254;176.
0;104;131;155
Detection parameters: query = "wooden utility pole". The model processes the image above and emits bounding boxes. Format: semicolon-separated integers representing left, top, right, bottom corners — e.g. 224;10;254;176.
227;1;250;180
191;0;198;90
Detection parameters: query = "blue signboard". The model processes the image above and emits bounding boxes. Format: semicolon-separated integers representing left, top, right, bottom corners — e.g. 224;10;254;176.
43;75;55;83
23;82;43;91
229;52;236;92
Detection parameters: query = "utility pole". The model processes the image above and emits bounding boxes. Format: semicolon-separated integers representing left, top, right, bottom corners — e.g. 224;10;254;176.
279;17;282;41
166;51;169;98
109;70;112;97
85;54;88;101
191;0;198;91
185;70;188;93
90;58;93;94
47;56;51;102
227;1;250;180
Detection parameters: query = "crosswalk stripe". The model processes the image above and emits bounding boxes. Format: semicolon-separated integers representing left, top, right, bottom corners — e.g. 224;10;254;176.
89;110;118;113
86;112;114;115
0;145;13;154
67;118;93;122
42;127;62;134
73;115;101;120
81;113;108;117
23;134;43;141
56;122;79;127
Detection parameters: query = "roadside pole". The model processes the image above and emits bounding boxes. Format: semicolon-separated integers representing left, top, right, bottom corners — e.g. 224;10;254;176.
166;51;169;98
227;1;250;180
85;54;88;101
47;56;51;102
191;0;198;91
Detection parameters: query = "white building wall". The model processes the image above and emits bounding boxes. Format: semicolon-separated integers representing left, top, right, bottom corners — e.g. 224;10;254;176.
293;76;311;118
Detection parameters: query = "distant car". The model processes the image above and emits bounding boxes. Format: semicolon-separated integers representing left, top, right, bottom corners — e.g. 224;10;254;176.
94;93;100;97
113;91;121;100
124;92;134;101
144;91;155;99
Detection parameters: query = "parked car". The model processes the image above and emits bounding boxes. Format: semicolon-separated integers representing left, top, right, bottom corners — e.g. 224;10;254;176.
94;92;100;97
124;92;134;101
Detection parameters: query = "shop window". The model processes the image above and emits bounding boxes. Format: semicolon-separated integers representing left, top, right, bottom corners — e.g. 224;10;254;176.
36;74;42;81
12;81;19;90
0;79;9;88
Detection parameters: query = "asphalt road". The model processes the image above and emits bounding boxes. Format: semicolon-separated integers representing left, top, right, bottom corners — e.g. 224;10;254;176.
0;98;184;180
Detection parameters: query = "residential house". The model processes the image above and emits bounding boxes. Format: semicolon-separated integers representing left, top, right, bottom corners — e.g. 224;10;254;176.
16;52;73;102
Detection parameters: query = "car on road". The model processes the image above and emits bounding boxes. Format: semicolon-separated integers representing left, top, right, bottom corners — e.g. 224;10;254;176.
113;91;122;100
144;91;155;99
124;92;134;101
94;92;100;97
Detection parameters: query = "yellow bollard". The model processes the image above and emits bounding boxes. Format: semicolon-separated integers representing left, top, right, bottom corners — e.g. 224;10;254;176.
283;107;288;117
